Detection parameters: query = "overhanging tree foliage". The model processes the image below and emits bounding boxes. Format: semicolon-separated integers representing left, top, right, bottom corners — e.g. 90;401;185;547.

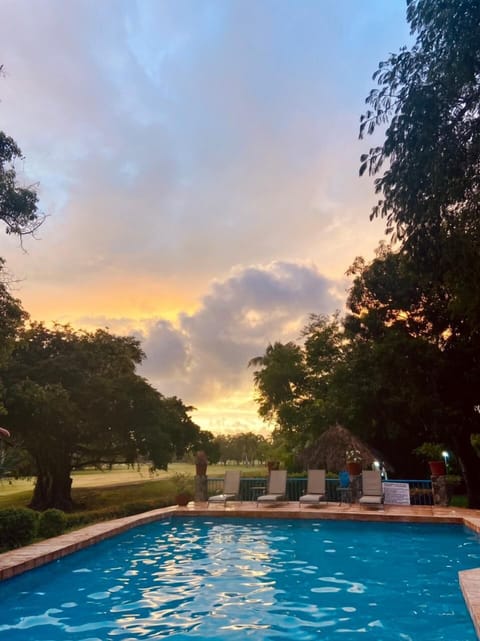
2;323;201;510
360;0;480;247
358;0;480;506
0;66;43;236
360;0;480;336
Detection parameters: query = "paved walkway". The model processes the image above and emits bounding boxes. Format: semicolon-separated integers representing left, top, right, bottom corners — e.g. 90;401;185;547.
1;501;480;637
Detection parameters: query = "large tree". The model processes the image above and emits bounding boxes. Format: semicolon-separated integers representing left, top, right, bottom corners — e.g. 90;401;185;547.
249;249;480;500
339;248;480;494
359;0;480;505
249;316;346;453
2;323;201;510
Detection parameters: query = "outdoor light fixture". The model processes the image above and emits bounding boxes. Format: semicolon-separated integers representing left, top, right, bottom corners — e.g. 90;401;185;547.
442;450;449;470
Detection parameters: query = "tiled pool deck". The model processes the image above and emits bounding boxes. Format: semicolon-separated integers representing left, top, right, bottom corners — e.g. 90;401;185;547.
1;501;480;637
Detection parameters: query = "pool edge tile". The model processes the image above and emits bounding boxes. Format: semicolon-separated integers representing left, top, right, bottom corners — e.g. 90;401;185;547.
460;568;480;640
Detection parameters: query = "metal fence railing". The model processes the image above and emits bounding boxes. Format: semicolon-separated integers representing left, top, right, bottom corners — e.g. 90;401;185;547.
389;479;433;506
207;476;433;505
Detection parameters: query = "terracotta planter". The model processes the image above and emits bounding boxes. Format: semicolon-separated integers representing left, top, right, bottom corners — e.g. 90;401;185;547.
175;493;192;506
428;460;446;476
346;462;362;476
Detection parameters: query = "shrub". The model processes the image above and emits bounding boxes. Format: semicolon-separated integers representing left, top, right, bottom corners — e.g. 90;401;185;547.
0;507;38;549
413;442;445;461
65;509;115;530
170;473;194;495
122;501;157;516
37;509;67;538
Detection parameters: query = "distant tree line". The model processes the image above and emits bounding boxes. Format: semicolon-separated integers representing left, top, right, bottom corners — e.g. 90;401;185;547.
214;432;271;465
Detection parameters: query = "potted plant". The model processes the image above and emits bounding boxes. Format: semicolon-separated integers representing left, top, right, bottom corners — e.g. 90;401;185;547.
171;473;194;506
345;448;362;476
413;442;446;476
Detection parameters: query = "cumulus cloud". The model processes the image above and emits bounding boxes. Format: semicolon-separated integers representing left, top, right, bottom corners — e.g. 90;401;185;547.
141;320;190;379
135;260;343;403
50;259;341;423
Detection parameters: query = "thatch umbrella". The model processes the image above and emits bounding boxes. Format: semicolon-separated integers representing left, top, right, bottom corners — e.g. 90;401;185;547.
299;424;386;473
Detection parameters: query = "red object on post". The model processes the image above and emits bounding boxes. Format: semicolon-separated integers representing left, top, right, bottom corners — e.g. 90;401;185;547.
346;462;362;476
428;460;446;476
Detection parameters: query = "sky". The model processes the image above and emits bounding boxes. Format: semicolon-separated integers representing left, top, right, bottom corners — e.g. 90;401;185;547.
0;0;410;436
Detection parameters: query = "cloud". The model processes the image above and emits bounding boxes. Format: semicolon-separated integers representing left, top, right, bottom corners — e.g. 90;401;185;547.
1;0;407;295
135;260;343;404
0;0;411;432
42;259;341;427
141;320;190;379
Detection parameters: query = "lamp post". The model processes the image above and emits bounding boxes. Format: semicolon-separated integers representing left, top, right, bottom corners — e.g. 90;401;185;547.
442;450;449;472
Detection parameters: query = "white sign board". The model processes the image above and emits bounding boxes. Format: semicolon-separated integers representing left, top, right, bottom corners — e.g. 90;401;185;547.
383;482;411;505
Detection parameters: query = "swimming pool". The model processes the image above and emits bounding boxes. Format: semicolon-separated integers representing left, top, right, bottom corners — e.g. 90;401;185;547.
0;517;478;640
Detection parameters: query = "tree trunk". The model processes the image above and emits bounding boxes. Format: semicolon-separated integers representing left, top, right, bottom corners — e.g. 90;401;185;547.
453;432;480;509
29;461;73;511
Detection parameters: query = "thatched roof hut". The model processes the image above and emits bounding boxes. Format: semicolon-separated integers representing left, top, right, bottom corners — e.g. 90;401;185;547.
299;424;386;473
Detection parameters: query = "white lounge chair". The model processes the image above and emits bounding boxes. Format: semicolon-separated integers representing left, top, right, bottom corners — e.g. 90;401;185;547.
359;470;384;509
257;470;287;506
299;469;327;508
208;470;241;506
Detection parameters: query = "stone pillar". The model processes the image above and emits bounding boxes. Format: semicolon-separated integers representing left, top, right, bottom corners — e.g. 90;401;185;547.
351;475;362;502
431;475;448;506
195;475;208;502
195;450;208;476
194;450;208;502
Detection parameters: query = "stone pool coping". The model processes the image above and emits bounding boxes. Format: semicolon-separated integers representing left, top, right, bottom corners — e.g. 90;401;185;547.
1;501;480;637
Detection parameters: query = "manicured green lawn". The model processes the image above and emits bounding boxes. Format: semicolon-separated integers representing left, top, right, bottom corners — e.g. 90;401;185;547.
0;463;267;511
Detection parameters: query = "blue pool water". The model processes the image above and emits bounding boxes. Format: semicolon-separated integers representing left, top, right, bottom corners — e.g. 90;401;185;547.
0;518;479;640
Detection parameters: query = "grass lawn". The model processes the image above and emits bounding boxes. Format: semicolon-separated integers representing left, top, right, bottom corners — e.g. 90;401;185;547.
0;463;267;511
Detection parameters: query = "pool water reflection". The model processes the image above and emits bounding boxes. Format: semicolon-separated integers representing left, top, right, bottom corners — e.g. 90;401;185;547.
0;517;479;641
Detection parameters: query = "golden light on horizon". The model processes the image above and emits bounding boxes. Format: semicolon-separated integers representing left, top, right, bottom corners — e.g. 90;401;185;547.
193;394;271;436
16;275;202;330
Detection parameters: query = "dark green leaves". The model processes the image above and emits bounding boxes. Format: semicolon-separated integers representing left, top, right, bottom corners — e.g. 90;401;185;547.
0;131;43;236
